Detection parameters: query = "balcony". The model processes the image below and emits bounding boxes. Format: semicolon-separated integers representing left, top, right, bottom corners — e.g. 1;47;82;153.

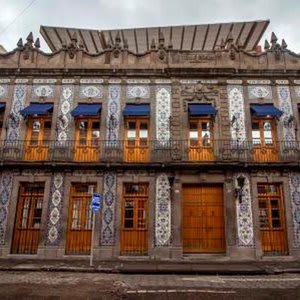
0;140;299;165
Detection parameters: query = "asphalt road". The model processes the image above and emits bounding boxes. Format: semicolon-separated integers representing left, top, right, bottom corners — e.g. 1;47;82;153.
1;271;300;299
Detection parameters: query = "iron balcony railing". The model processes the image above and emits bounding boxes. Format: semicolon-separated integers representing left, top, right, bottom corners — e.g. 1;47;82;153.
0;140;300;163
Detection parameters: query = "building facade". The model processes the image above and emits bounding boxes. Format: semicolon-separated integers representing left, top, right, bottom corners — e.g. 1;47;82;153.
0;20;300;261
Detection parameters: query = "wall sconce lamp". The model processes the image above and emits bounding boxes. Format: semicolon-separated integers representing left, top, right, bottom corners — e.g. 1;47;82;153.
235;175;245;203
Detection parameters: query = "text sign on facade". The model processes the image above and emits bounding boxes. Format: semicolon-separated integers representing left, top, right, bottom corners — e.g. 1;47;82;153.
91;193;102;212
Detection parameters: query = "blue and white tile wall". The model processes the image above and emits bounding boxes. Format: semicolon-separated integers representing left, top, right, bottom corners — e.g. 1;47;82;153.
156;86;171;143
7;85;27;141
289;172;300;247
227;85;246;141
57;85;74;142
155;173;171;246
234;173;254;247
101;172;117;246
277;86;296;141
106;85;121;141
0;171;13;245
45;173;65;245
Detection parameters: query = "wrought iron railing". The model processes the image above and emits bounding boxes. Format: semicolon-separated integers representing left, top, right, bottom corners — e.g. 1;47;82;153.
0;140;299;163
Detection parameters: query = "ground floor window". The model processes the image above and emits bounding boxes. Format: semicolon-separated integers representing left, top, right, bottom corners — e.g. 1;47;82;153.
11;182;44;254
258;183;288;255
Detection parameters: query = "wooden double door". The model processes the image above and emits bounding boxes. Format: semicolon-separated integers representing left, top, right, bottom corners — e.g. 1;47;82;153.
66;184;95;254
25;118;51;161
188;118;214;161
258;184;288;255
11;183;44;254
74;119;101;162
121;183;148;255
252;119;278;162
182;184;225;253
124;118;149;162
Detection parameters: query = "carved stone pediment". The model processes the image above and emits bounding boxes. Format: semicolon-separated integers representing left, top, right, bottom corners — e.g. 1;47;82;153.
181;82;219;111
181;82;218;101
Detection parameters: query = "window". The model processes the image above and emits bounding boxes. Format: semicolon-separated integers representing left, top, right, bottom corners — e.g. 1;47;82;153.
26;118;52;145
189;119;212;146
251;119;276;146
76;119;100;146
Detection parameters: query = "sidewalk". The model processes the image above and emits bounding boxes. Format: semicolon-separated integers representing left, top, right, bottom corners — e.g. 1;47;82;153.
0;258;300;275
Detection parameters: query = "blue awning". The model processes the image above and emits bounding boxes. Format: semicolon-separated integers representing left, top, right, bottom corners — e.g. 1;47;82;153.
71;103;102;117
20;103;53;117
188;104;217;116
123;104;150;116
0;103;5;112
250;104;283;118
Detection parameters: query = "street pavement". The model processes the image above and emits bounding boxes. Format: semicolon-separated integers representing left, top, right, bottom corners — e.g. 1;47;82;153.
1;271;300;299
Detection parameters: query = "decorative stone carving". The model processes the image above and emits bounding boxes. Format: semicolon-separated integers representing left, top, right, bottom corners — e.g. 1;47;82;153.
127;85;150;99
155;174;171;246
79;85;102;98
0;171;13;245
0;79;10;83
106;85;121;141
101;172;117;245
57;85;74;142
127;79;150;84
80;79;103;84
181;82;218;105
156;86;171;142
277;86;295;141
247;80;271;85
33;79;57;84
0;85;8;98
7;85;26;141
227;85;246;141
289;173;300;247
234;173;254;247
32;85;55;98
248;86;272;99
46;173;64;245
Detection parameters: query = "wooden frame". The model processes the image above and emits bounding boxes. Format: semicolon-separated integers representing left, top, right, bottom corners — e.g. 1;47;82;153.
120;183;149;255
182;184;225;253
24;116;51;161
124;117;150;162
11;183;45;254
65;183;96;254
251;117;278;162
188;117;214;161
258;183;288;255
74;117;101;161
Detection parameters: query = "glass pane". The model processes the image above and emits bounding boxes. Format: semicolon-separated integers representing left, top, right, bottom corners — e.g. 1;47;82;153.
272;219;281;228
124;219;134;228
128;122;136;130
127;130;136;139
21;198;30;229
44;121;51;129
271;200;279;208
79;121;88;145
140;123;148;139
271;210;280;218
202;122;209;131
190;131;198;139
125;209;134;218
201;131;210;146
189;123;197;130
71;202;80;229
252;131;261;144
125;200;134;208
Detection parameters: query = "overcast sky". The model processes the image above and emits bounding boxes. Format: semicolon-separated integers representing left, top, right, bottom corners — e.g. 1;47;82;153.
0;0;299;53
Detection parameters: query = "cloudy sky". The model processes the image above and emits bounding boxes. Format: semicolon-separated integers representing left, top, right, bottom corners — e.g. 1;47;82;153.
0;0;299;52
